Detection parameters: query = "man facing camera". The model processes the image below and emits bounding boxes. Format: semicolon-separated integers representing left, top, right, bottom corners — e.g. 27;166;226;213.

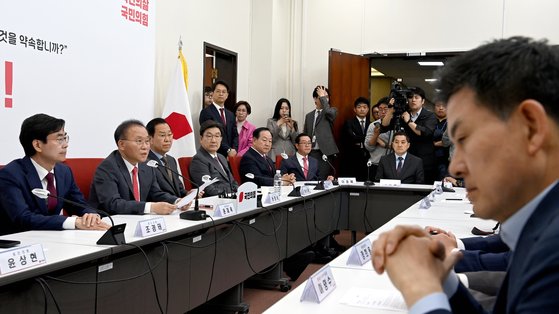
89;120;189;215
146;118;187;197
280;133;334;181
0;114;109;235
190;120;239;197
240;127;295;187
375;131;424;184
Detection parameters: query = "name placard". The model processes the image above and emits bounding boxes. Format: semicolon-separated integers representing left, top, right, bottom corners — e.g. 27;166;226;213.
134;217;167;237
213;202;236;218
418;195;432;209
263;191;282;205
0;244;46;275
299;185;313;196
346;238;372;266
323;180;334;190
379;179;401;187
337;177;357;185
237;182;258;212
300;265;337;303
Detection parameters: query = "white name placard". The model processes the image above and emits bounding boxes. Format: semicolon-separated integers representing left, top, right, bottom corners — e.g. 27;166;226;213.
299;185;313;196
337;177;357;185
213;202;236;218
379;179;401;187
300;265;337;303
0;244;46;275
237;182;258;212
346;238;372;266
323;180;334;190
263;191;282;205
418;195;432;209
134;217;167;237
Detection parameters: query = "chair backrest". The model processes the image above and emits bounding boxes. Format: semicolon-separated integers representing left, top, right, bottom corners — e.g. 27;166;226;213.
63;158;104;200
0;165;4;170
275;155;284;170
228;155;242;185
177;157;193;190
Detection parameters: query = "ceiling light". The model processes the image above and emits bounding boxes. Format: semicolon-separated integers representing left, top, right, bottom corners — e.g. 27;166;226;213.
370;67;385;77
425;78;437;82
418;61;444;66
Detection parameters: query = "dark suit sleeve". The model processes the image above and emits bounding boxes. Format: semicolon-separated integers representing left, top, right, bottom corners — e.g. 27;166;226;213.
413;110;437;138
199;107;211;125
0;166;67;233
375;157;386;181
448;283;488;314
462;235;509;252
89;160;146;215
456;251;510;272
415;157;425;184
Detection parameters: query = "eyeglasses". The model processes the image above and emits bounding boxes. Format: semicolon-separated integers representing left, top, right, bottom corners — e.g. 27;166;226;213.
203;134;222;140
121;138;150;146
297;141;312;146
50;135;70;145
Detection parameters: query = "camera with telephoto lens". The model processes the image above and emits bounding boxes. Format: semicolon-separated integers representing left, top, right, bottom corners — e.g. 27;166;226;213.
388;82;411;117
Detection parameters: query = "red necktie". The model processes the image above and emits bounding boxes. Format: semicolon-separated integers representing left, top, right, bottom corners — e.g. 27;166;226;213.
45;172;58;214
132;166;140;201
303;156;309;179
219;108;226;126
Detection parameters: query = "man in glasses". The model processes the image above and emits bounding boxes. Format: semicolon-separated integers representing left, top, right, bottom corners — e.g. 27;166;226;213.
280;133;333;181
89;120;190;215
0;113;110;235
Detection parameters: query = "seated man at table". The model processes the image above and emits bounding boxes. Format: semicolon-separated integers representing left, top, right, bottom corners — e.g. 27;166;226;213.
280;133;333;181
375;131;424;184
89;119;190;215
0;114;109;235
190;120;239;197
146;118;187;197
239;127;295;187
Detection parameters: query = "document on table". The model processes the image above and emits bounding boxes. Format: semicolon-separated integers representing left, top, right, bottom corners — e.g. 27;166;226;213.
175;178;219;208
339;287;406;311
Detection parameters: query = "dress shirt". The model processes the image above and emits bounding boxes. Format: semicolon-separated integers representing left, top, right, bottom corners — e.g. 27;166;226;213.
410;107;423;122
122;158;151;214
30;158;77;229
296;152;308;174
312;109;322;150
410;180;559;313
395;152;408;169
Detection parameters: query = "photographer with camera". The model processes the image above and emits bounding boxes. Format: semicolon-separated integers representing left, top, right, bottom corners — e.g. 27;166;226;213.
380;86;437;184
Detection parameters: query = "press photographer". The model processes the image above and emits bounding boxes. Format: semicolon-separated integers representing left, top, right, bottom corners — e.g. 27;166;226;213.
380;85;437;184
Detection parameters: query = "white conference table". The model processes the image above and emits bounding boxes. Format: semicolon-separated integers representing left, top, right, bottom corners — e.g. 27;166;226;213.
265;187;498;313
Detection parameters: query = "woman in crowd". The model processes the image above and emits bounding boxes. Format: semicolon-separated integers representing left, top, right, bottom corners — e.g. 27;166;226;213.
234;100;256;156
267;98;298;159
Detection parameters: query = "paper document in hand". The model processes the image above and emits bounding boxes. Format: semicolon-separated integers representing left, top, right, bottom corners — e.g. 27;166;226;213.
176;190;197;208
199;177;219;192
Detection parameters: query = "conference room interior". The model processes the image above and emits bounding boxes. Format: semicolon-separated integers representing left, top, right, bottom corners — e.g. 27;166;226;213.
2;1;558;313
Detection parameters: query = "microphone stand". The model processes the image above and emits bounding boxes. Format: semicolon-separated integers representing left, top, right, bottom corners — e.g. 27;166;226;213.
32;189;126;245
321;155;338;185
146;160;206;221
364;161;374;186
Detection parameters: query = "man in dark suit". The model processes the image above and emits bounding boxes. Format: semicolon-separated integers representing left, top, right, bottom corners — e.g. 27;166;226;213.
375;131;424;184
89;120;189;215
239;127;295;187
341;96;371;181
381;86;437;184
0;114;109;235
372;37;559;313
146;118;187;197
280;133;335;182
303;85;338;180
190;120;239;197
199;80;238;157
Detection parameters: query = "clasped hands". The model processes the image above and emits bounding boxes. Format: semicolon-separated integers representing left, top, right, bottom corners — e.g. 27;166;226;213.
371;225;463;307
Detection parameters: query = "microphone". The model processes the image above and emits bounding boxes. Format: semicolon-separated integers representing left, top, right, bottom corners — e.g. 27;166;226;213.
321;154;338;185
32;188;126;245
146;159;206;221
365;160;374;186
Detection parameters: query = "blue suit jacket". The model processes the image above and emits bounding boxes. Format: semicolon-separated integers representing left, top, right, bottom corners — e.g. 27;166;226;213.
239;147;276;187
89;150;178;215
280;154;319;181
199;105;239;156
455;235;510;273
439;182;559;313
0;156;93;235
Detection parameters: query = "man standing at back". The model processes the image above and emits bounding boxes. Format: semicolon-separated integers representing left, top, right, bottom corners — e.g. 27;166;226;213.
146;118;187;197
303;85;338;180
0;114;109;235
199;80;238;157
372;37;559;313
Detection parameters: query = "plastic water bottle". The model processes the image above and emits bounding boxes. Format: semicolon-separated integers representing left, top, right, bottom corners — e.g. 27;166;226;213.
273;170;282;194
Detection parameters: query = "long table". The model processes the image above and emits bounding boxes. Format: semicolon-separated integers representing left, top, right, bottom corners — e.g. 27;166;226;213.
0;183;432;313
264;188;497;313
